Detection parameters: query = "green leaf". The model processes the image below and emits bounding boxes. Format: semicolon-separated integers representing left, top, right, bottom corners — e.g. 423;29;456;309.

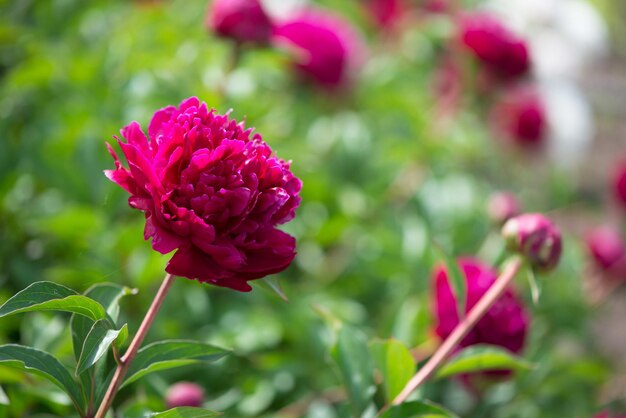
149;407;222;418
436;344;533;379
115;323;129;351
123;340;229;388
0;344;85;414
76;320;127;375
370;339;415;402
380;400;460;418
0;385;8;405
0;281;106;321
430;243;466;318
331;326;375;417
257;277;289;302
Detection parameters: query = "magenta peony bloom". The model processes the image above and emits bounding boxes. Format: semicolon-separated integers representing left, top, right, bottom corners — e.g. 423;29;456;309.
166;382;204;408
612;160;626;210
433;258;528;356
502;213;562;271
366;0;406;30
594;412;626;418
458;13;530;81
272;10;366;89
105;97;302;291
488;192;521;225
491;86;546;149
208;0;273;45
586;226;626;280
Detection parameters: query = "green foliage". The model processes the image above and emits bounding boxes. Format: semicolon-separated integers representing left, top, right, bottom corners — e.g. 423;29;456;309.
149;408;221;418
370;339;415;402
436;345;534;379
379;400;460;418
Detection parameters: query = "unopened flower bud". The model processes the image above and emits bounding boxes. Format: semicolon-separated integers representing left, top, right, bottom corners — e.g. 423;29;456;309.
585;226;626;280
488;192;520;225
208;0;273;45
166;382;204;408
502;213;562;271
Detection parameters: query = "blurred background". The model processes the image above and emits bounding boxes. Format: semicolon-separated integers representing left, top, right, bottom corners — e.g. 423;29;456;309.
1;0;625;416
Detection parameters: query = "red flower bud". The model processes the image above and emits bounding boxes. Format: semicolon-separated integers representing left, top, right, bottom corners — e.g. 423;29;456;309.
585;226;626;280
166;382;204;408
488;192;521;225
208;0;273;45
502;213;562;271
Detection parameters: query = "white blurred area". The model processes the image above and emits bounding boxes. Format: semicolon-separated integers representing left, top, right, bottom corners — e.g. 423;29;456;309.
486;0;609;168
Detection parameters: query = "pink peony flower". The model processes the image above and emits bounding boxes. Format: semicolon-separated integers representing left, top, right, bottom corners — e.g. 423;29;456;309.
421;0;448;14
594;412;626;418
366;0;406;30
586;226;626;281
488;192;521;225
208;0;273;45
166;382;204;408
612;160;626;210
105;97;302;291
433;258;528;356
490;86;546;149
502;213;562;271
272;10;366;89
458;13;530;81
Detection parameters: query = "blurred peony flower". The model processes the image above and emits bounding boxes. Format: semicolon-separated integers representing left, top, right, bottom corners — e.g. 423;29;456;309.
490;85;546;150
502;213;562;271
166;382;204;408
421;0;448;14
585;226;626;281
272;9;366;89
594;412;626;418
488;191;521;225
105;97;302;291
208;0;273;45
366;0;406;30
433;258;528;356
458;12;530;81
613;160;626;210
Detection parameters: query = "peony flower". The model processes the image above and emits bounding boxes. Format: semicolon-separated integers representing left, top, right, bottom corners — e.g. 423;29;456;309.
272;9;366;89
488;191;520;225
105;97;302;291
613;160;626;210
421;0;448;14
594;412;626;418
207;0;273;45
502;213;562;271
458;12;530;81
586;226;626;281
166;382;204;408
490;85;546;149
433;258;528;356
366;0;406;30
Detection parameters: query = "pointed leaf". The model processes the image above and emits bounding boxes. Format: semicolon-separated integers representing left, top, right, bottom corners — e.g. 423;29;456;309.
149;407;222;418
0;344;85;414
0;281;105;321
331;326;375;417
76;320;126;375
431;243;466;318
380;400;460;418
436;344;533;379
122;340;229;388
0;385;8;405
257;277;289;302
370;339;415;402
114;323;129;352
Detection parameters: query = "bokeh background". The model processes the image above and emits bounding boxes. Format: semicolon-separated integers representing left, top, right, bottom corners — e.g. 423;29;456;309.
1;0;625;416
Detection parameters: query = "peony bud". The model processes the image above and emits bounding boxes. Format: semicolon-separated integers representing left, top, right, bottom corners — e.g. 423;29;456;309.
488;192;520;225
458;13;530;81
585;226;626;280
272;9;366;89
208;0;273;45
366;0;406;30
490;86;547;150
502;213;562;271
612;160;626;210
166;382;204;408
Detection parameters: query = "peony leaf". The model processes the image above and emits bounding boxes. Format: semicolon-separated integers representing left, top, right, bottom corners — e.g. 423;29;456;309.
436;344;533;379
257;277;289;302
430;243;466;319
370;339;415;402
122;340;229;388
76;320;127;376
380;400;460;418
149;407;222;418
0;344;85;414
331;326;376;417
0;281;106;321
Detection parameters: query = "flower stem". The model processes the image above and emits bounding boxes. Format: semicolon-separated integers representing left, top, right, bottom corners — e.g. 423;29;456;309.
94;273;176;418
389;257;523;407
